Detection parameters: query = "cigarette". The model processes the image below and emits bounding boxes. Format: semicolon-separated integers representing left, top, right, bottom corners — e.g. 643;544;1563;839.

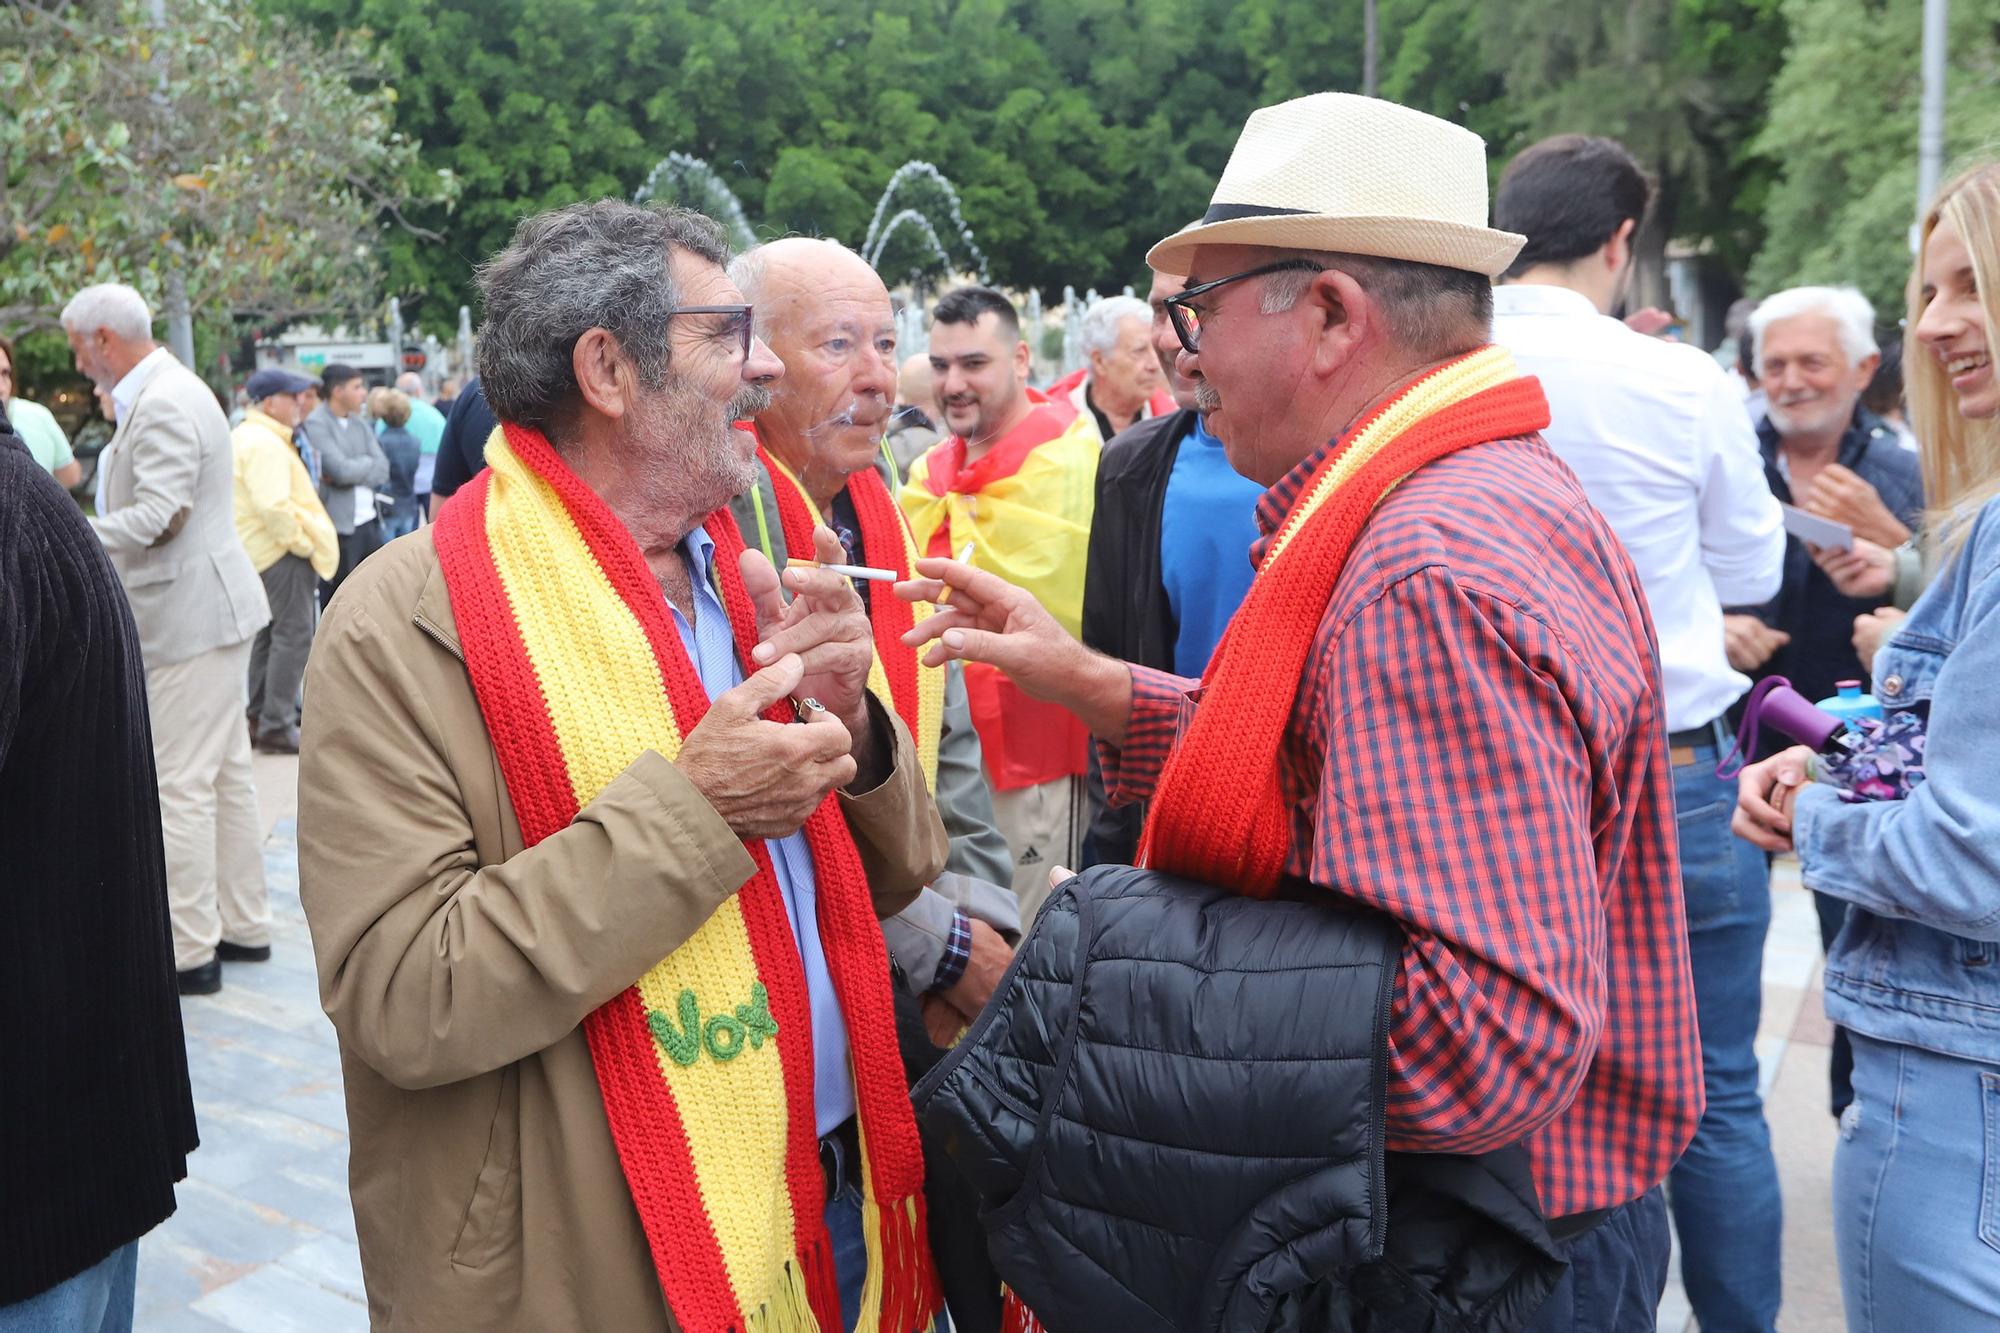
787;558;898;582
937;541;976;606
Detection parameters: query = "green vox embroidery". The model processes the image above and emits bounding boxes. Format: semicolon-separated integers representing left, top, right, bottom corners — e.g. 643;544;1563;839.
647;982;779;1067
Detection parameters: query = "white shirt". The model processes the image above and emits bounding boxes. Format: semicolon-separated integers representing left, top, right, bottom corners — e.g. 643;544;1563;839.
1493;284;1785;732
95;346;176;508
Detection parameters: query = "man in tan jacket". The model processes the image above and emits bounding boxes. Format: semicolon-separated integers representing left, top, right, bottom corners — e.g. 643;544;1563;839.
297;201;949;1331
66;282;272;997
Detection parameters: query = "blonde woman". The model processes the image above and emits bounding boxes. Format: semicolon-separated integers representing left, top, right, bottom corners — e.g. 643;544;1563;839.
1735;163;2000;1328
368;386;422;539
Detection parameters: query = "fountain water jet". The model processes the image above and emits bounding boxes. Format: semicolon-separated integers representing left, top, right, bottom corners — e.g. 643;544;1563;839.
634;151;758;252
862;162;989;285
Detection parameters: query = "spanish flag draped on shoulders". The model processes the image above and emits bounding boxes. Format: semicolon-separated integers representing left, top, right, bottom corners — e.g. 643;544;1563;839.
897;392;1099;793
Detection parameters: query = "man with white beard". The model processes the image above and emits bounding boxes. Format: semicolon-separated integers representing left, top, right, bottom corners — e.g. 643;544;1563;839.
1723;284;1924;1127
1723;286;1923;710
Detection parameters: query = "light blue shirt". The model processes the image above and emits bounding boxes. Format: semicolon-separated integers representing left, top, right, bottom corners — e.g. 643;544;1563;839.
1159;416;1263;677
671;527;856;1136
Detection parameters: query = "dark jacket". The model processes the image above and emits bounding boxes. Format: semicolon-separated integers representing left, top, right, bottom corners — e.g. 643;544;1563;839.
1737;407;1925;708
1;428;198;1302
377;423;422;527
1080;409;1198;864
429;377;497;502
914;864;1564;1332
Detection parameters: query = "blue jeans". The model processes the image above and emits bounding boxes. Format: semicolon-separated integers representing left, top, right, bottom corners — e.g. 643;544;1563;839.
827;1182;867;1332
1834;1032;2000;1330
1666;744;1782;1332
1522;1188;1672;1332
0;1241;136;1333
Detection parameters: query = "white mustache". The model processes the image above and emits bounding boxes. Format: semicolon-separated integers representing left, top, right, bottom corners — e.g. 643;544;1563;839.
1193;383;1222;414
807;395;889;434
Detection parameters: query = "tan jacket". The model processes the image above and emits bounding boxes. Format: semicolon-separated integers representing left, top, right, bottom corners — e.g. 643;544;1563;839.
231;410;337;578
92;355;269;667
297;530;949;1331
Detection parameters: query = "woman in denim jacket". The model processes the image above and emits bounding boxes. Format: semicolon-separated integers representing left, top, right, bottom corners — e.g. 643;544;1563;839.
1737;163;2000;1329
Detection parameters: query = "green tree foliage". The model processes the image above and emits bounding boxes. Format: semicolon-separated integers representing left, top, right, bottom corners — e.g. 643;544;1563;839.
1751;0;2000;320
1477;0;1787;292
257;0;1809;331
0;0;453;336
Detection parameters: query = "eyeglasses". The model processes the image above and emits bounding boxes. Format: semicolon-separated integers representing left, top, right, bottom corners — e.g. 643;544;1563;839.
667;304;755;360
1163;260;1325;355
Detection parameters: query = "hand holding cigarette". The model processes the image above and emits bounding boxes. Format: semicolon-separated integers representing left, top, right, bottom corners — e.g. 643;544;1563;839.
893;554;1136;746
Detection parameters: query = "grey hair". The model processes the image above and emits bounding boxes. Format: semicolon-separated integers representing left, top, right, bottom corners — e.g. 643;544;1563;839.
61;283;153;341
395;371;426;396
1079;295;1152;359
475;199;731;433
727;247;769;312
1260;252;1493;361
1749;285;1879;373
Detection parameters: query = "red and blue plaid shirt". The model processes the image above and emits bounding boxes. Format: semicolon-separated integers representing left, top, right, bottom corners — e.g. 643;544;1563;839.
1101;431;1703;1219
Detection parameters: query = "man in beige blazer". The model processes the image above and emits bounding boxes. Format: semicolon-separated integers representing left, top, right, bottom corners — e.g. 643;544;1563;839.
64;283;273;996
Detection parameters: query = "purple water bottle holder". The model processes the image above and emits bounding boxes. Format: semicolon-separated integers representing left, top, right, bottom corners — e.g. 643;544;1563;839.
1714;676;1848;779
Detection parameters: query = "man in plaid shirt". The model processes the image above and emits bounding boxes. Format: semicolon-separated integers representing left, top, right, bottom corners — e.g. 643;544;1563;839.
898;93;1702;1331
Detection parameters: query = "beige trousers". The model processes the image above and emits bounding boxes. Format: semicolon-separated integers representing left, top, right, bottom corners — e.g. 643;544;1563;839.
148;638;271;971
991;774;1086;925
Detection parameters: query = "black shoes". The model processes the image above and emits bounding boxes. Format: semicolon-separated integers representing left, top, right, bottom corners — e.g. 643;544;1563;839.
180;942;271;995
176;960;222;996
253;727;300;755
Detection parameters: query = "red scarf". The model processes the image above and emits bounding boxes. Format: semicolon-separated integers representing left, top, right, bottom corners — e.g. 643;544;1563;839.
1140;347;1551;896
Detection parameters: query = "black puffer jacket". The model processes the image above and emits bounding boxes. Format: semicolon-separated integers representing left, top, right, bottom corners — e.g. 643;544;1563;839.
913;864;1564;1332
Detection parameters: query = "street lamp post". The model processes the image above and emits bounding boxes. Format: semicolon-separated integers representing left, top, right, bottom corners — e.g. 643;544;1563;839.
1363;0;1379;98
1918;0;1948;217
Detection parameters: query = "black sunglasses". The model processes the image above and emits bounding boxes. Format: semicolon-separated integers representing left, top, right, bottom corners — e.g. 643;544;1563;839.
1163;260;1325;355
667;304;755;360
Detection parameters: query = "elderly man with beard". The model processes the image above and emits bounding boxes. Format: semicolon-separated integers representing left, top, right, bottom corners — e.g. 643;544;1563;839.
1723;285;1924;1126
297;201;949;1333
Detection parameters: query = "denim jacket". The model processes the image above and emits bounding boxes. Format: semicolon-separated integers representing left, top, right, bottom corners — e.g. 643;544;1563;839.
1795;495;2000;1063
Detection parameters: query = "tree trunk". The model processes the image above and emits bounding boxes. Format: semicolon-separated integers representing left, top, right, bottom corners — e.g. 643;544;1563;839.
1628;173;1677;314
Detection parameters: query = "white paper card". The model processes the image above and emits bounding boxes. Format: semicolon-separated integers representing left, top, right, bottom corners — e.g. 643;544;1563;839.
1781;503;1854;551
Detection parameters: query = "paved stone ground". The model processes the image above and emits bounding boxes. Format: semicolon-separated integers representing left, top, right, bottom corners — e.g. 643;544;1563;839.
134;756;1846;1331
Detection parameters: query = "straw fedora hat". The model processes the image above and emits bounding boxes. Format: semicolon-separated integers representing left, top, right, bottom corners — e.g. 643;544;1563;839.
1146;93;1524;279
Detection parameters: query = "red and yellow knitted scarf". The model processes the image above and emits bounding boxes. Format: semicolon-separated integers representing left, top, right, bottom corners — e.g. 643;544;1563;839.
433;422;940;1333
1139;346;1551;897
748;440;947;793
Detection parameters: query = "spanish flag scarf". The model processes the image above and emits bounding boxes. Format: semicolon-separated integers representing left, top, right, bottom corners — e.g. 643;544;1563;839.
1139;346;1551;897
745;439;947;794
433;422;940;1333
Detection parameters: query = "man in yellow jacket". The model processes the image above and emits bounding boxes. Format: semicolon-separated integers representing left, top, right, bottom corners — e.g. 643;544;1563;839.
233;368;337;755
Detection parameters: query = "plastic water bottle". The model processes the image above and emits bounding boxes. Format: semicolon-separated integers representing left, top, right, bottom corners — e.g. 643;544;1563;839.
1719;675;1867;777
1816;680;1884;735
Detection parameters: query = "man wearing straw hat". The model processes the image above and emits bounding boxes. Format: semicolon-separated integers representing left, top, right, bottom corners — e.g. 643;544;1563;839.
897;93;1703;1329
